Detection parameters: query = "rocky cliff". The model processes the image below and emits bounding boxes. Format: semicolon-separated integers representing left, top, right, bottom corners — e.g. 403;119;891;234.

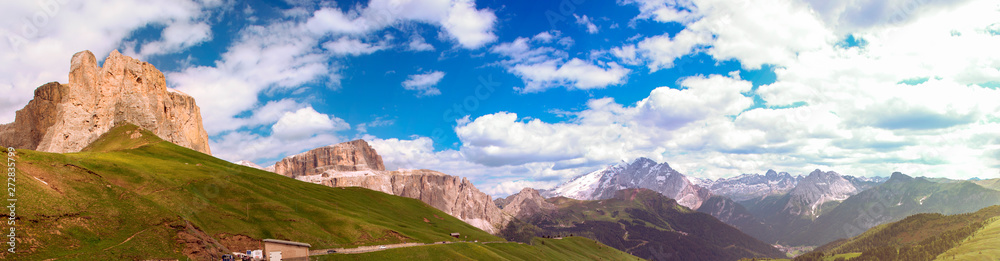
273;139;385;178
497;187;556;220
0;50;211;155
273;140;510;234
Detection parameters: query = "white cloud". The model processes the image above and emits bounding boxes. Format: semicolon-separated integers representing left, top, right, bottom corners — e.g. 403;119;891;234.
135;20;213;58
510;59;630;93
304;0;496;49
407;34;434;51
634;30;711;71
491;35;631;93
574;14;599;34
271;107;350;140
440;0;498;48
610;45;641;65
322;36;386;56
621;0;701;24
402;71;445;97
623;0;834;69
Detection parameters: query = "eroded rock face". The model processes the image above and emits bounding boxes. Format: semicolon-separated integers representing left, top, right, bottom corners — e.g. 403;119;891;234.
273;139;385;178
0;50;211;155
273;140;510;234
497;187;556;220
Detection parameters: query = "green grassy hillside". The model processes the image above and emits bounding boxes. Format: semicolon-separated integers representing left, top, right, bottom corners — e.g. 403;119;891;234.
5;124;503;260
787;173;1000;246
933;216;1000;260
510;188;784;261
783;205;1000;261
318;237;640;261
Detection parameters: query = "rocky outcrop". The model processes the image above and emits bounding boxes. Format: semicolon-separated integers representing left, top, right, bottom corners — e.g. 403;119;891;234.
273;139;384;178
0;50;211;155
273;140;510;234
497;188;556;220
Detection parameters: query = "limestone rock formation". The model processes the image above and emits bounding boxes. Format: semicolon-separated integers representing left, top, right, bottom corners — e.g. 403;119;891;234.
0;50;211;155
273;140;510;234
273;139;385;178
497;187;556;220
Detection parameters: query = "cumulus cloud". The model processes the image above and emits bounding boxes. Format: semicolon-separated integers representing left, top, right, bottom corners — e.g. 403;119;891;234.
304;0;497;48
402;71;445;97
491;32;631;93
634;30;711;71
455;73;753;168
407;34;435;51
134;20;213;58
271;107;350;140
509;59;629;93
322;36;386;56
623;0;834;69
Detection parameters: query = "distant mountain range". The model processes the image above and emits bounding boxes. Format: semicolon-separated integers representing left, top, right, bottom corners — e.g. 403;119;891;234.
694;170;802;202
500;188;785;260
533;157;1000;250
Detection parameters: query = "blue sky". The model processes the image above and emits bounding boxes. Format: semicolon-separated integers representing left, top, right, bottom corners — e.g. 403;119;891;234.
2;0;1000;196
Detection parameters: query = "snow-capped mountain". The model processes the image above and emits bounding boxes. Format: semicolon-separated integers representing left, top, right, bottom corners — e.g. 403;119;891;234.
695;170;803;202
543;157;711;209
234;160;263;170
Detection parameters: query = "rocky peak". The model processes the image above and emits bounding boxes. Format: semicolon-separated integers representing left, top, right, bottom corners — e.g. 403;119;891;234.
272;139;385;178
546;157;711;210
631;157;657;167
787;169;858;217
0;50;211;155
888;172;913;183
498;187;555;219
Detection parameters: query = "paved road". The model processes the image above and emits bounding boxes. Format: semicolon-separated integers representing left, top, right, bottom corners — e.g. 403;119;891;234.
309;240;518;256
